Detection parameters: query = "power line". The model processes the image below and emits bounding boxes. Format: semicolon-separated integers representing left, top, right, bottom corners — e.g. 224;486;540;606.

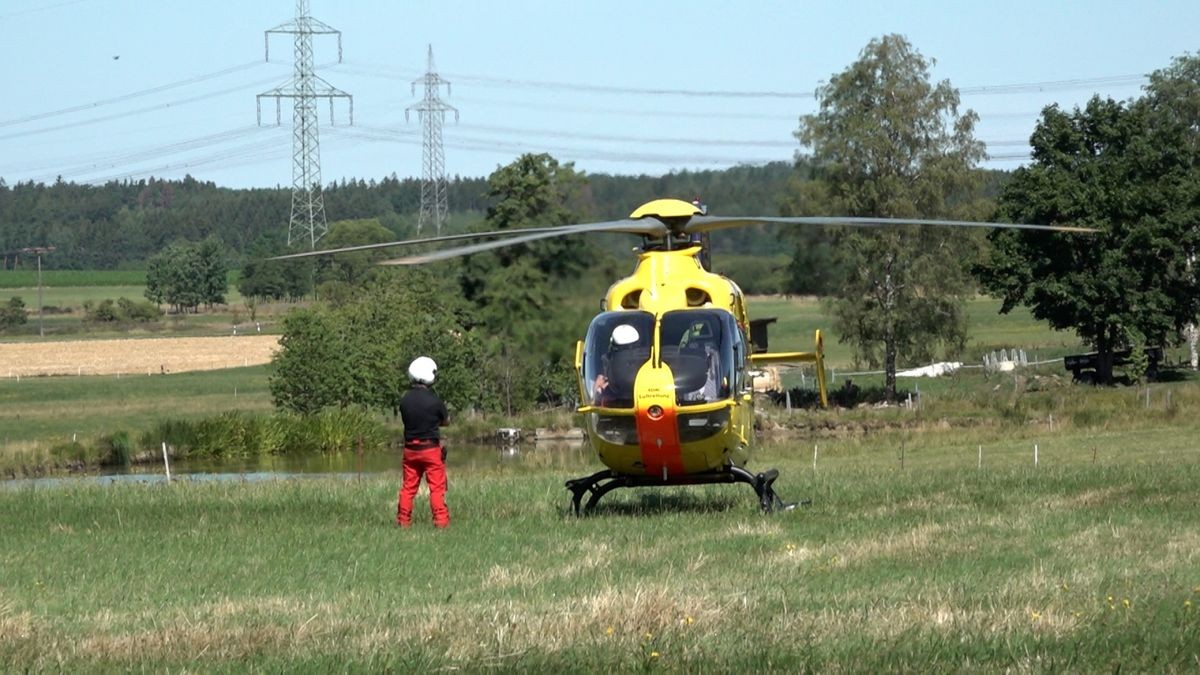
0;0;93;20
340;59;1148;100
0;61;267;129
80;135;290;184
27;126;271;182
0;75;285;143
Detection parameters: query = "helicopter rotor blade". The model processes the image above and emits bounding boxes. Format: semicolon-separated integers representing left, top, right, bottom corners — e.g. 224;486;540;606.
684;215;1098;234
265;227;578;261
379;219;669;266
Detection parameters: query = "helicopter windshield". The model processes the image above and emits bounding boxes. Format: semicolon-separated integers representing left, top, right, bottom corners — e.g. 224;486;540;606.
582;311;655;408
660;309;739;406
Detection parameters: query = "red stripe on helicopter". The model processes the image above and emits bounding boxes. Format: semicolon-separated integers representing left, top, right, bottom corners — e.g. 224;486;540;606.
635;403;685;478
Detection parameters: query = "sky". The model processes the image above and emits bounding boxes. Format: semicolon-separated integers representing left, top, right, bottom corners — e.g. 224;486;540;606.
0;0;1198;190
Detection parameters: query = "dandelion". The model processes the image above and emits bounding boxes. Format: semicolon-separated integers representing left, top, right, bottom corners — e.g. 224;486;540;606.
1072;611;1082;619
644;631;653;640
785;543;796;552
1122;598;1131;609
649;651;660;659
1184;600;1192;610
605;626;615;636
684;615;695;625
1030;611;1041;622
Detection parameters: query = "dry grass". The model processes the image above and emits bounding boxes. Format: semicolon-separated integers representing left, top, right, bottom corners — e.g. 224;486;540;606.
0;335;279;377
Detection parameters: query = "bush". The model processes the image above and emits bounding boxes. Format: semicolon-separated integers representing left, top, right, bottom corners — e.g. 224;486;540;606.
98;431;134;466
0;296;28;330
83;297;163;323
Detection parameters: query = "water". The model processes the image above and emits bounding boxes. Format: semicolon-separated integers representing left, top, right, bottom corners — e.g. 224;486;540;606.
1;441;599;490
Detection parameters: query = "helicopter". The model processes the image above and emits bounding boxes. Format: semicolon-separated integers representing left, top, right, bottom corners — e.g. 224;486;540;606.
274;198;1092;514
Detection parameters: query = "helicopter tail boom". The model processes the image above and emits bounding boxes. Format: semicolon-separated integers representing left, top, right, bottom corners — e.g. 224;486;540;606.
748;330;828;407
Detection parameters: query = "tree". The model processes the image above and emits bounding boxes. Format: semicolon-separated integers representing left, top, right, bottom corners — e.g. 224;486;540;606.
976;63;1200;382
793;34;986;400
144;237;229;313
269;272;488;415
459;153;598;412
314;218;395;302
0;296;27;331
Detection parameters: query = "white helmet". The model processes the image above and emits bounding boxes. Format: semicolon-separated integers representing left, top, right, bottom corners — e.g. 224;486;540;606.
611;324;639;347
408;356;437;384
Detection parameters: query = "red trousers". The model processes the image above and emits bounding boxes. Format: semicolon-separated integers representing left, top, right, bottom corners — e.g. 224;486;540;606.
397;445;449;528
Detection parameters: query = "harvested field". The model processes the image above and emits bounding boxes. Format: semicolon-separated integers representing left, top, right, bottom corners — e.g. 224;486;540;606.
0;335;279;377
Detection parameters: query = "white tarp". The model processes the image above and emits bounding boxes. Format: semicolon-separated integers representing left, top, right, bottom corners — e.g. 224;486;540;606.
897;361;962;378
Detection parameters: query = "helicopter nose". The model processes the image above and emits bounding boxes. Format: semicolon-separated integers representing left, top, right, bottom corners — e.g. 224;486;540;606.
632;362;684;478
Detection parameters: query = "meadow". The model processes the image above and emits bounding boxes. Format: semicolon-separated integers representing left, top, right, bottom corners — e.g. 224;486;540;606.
0;270;261;341
1;430;1197;671
2;286;1200;669
0;366;272;458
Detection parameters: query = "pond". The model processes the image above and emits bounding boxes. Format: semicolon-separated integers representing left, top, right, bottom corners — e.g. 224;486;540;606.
1;440;599;490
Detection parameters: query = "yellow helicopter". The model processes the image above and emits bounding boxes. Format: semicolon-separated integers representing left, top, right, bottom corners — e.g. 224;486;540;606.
276;198;1090;514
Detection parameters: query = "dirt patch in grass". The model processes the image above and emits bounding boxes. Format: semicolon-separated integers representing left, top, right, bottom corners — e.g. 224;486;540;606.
0;335;279;377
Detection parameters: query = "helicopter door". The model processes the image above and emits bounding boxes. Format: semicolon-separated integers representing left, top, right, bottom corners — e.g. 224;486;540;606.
660;309;735;406
581;311;655;408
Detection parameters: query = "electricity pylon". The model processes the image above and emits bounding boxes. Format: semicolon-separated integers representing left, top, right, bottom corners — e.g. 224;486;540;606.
257;0;353;248
406;45;458;235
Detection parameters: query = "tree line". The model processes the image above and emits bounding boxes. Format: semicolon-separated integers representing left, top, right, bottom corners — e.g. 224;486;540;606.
0;163;822;271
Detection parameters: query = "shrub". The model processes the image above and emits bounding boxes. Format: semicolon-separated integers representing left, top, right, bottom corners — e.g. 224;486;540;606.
140;409;390;459
83;297;163;323
97;431;134;466
0;296;28;330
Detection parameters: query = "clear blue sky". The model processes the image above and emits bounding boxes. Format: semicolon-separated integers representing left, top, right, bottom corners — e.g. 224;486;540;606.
1;0;1197;189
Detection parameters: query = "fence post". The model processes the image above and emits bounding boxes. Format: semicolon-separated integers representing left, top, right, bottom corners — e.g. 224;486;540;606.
161;442;172;483
978;445;982;470
1034;443;1039;467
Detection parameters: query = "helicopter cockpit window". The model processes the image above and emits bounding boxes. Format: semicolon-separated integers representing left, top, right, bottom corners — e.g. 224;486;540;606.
660;310;735;406
582;311;654;408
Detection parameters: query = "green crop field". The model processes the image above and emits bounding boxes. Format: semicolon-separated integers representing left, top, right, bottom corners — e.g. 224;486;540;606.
0;269;244;310
0;269;147;289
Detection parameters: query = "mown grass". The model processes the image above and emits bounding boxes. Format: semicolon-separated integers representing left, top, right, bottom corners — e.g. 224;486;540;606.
1;433;1197;671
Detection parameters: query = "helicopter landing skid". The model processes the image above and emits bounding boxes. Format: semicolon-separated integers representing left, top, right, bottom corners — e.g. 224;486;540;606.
565;466;802;516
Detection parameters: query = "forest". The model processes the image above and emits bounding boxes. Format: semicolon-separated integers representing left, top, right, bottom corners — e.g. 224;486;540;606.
0;161;817;269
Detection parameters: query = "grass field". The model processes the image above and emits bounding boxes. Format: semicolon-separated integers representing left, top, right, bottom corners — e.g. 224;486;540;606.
750;295;1083;369
1;432;1197;671
0;366;272;453
2;284;1199;669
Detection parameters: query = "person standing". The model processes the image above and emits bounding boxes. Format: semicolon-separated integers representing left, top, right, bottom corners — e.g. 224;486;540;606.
396;356;450;528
